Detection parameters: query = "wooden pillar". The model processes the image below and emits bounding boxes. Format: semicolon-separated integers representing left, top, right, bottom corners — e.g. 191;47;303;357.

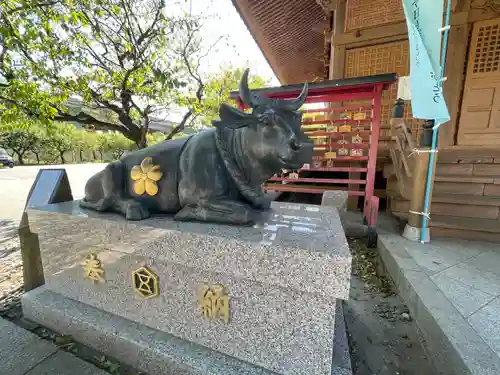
330;0;363;210
330;0;346;80
439;23;470;147
407;153;430;228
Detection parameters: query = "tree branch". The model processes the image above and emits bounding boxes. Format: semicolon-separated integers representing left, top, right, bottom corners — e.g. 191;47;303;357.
165;109;192;140
0;94;127;133
54;111;127;132
7;0;61;14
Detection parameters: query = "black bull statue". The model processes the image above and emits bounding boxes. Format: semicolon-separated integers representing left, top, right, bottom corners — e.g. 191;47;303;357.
80;70;314;225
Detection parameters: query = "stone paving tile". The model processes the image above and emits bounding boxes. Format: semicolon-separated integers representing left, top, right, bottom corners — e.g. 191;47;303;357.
435;262;500;297
466;251;500;277
0;317;57;375
408;267;500;375
399;238;487;275
25;350;109;375
468;296;500;358
430;273;497;317
379;235;500;375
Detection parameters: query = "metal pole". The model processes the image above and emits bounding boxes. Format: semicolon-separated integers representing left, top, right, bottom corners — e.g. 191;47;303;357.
420;0;452;243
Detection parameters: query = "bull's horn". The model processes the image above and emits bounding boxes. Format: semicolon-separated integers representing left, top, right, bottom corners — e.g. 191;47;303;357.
239;68;256;107
284;82;308;111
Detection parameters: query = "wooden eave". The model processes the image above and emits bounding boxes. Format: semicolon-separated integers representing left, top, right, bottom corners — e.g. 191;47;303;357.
231;0;327;85
229;73;397;101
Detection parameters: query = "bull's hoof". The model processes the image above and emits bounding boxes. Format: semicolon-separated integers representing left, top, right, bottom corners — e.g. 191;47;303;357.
80;197;113;212
253;195;272;210
125;201;150;220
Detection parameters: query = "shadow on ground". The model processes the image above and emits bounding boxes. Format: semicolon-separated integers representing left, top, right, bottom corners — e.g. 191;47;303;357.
0;220;20;260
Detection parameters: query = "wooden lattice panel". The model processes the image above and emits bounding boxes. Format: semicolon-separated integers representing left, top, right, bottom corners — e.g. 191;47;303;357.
344;41;424;143
470;19;500;74
458;19;500;146
345;0;405;32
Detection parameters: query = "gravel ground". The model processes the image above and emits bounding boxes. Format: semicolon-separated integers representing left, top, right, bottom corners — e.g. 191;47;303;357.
0;220;23;320
345;237;436;375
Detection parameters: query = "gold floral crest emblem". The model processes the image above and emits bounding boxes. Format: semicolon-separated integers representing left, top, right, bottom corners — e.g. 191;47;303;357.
130;157;163;196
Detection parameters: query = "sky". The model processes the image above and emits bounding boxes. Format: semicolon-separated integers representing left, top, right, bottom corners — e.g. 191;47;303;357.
189;0;278;82
181;0;278;81
163;0;280;121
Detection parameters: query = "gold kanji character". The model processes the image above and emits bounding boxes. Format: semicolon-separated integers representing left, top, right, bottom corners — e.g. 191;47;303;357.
198;284;230;324
83;253;105;283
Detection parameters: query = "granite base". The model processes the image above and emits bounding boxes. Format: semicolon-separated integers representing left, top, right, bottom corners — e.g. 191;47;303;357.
22;287;352;375
26;200;352;375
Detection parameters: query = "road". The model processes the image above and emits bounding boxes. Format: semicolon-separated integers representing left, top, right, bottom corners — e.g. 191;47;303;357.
0;163;106;223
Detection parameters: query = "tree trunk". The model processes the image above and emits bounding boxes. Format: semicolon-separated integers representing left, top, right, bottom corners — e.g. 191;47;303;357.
79;149;84;162
34;152;40;164
59;151;66;164
98;150;103;160
92;150;98;160
15;151;24;165
137;128;148;149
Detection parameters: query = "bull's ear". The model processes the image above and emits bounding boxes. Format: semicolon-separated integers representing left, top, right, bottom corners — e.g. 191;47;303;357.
212;103;256;129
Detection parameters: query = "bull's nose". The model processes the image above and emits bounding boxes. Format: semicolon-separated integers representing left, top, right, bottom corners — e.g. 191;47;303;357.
289;137;301;151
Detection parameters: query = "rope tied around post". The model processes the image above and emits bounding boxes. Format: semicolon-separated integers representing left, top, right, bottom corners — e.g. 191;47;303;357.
408;148;439;158
409;210;431;220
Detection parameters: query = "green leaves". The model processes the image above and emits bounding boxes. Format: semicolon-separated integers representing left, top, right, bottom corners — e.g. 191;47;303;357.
0;117;140;164
0;0;230;147
195;67;268;127
0;118;44;164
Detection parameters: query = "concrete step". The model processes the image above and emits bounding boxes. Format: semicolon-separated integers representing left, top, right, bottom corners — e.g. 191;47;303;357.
432;194;500;206
378;234;500;375
391;211;500;242
433;180;489;196
392;211;500;231
436;147;500;163
390;195;500;220
434;175;495;183
0;317;107;375
435;163;500;177
431;215;500;233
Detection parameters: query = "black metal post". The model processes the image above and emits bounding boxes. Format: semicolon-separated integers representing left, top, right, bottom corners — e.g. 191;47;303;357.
392;98;405;118
420;119;435;147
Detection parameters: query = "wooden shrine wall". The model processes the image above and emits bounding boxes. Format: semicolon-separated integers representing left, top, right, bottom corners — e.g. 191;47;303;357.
458;17;500;146
343;41;423;147
345;0;404;32
331;0;483;149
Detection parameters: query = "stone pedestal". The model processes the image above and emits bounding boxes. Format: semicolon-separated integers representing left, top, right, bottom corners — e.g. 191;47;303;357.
22;201;352;375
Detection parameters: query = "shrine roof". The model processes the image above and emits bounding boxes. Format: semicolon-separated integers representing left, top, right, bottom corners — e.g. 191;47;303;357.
231;0;327;85
229;73;398;101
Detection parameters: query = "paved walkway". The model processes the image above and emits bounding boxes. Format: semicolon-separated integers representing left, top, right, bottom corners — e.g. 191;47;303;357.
0;163;105;223
0;317;108;375
378;229;500;375
0;180;109;375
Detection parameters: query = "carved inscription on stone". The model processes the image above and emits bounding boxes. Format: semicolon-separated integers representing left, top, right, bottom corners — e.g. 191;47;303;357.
83;253;105;283
132;266;159;299
198;284;230;324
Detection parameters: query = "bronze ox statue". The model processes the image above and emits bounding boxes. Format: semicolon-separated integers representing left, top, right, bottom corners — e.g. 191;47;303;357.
80;69;313;225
